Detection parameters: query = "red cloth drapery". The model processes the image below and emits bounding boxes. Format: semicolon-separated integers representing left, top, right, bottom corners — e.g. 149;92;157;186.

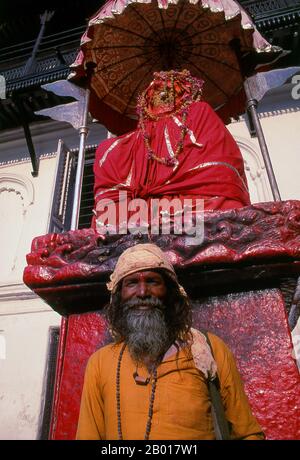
93;101;250;227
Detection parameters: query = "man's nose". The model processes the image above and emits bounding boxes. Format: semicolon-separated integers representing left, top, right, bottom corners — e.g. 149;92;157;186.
136;281;150;298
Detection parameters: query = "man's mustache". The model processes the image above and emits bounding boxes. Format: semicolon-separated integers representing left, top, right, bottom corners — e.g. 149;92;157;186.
122;296;165;311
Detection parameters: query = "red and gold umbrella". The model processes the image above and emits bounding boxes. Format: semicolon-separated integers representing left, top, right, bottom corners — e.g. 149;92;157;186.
70;0;284;134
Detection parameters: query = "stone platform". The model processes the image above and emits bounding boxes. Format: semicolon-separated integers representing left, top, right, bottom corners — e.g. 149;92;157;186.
24;200;300;315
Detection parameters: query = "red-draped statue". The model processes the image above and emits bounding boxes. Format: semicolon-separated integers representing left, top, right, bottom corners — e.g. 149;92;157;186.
92;70;250;231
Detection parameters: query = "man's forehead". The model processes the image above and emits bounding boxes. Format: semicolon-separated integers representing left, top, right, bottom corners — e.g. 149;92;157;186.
122;270;165;281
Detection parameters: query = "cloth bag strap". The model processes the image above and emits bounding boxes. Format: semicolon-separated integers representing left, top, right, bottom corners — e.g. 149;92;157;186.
201;330;231;440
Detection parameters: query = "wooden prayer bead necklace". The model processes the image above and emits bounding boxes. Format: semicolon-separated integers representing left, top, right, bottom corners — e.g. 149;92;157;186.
116;343;158;440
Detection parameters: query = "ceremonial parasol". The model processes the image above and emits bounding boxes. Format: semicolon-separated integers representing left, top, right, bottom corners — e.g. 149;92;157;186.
69;0;284;134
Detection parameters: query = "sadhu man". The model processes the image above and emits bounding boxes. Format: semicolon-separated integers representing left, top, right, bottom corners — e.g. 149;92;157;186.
76;244;264;440
93;69;251;231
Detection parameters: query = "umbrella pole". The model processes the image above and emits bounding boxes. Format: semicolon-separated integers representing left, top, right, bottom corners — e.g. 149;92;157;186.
70;88;90;230
244;79;281;202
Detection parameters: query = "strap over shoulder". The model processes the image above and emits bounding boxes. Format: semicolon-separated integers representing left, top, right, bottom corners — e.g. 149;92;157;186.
196;329;231;440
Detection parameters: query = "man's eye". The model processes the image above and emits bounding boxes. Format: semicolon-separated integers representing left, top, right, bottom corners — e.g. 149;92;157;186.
126;281;137;286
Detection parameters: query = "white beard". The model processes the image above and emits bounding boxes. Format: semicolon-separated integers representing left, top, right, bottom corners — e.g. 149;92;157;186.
123;299;169;365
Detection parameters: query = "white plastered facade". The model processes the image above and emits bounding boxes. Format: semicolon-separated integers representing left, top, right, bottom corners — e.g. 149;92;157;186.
0;119;106;439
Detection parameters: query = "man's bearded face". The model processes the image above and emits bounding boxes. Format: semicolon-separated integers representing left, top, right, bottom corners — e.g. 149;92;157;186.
120;271;170;364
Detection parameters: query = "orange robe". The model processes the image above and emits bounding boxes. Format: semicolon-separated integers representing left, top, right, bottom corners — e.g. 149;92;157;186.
76;333;263;440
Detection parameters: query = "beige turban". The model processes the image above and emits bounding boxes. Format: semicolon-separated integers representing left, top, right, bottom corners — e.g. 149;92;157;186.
107;243;180;293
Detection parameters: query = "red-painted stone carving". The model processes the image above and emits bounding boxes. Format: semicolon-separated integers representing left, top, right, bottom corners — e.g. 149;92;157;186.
24;200;300;314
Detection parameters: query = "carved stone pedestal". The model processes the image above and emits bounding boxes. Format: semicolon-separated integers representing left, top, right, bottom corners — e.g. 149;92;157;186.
24;200;300;439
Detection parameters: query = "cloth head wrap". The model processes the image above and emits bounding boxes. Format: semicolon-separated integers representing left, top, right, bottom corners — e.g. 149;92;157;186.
107;243;185;295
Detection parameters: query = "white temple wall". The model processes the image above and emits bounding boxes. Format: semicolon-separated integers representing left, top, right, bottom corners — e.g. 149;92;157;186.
0;118;105;439
228;108;300;204
0;303;60;440
0;144;60;439
0;158;56;283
